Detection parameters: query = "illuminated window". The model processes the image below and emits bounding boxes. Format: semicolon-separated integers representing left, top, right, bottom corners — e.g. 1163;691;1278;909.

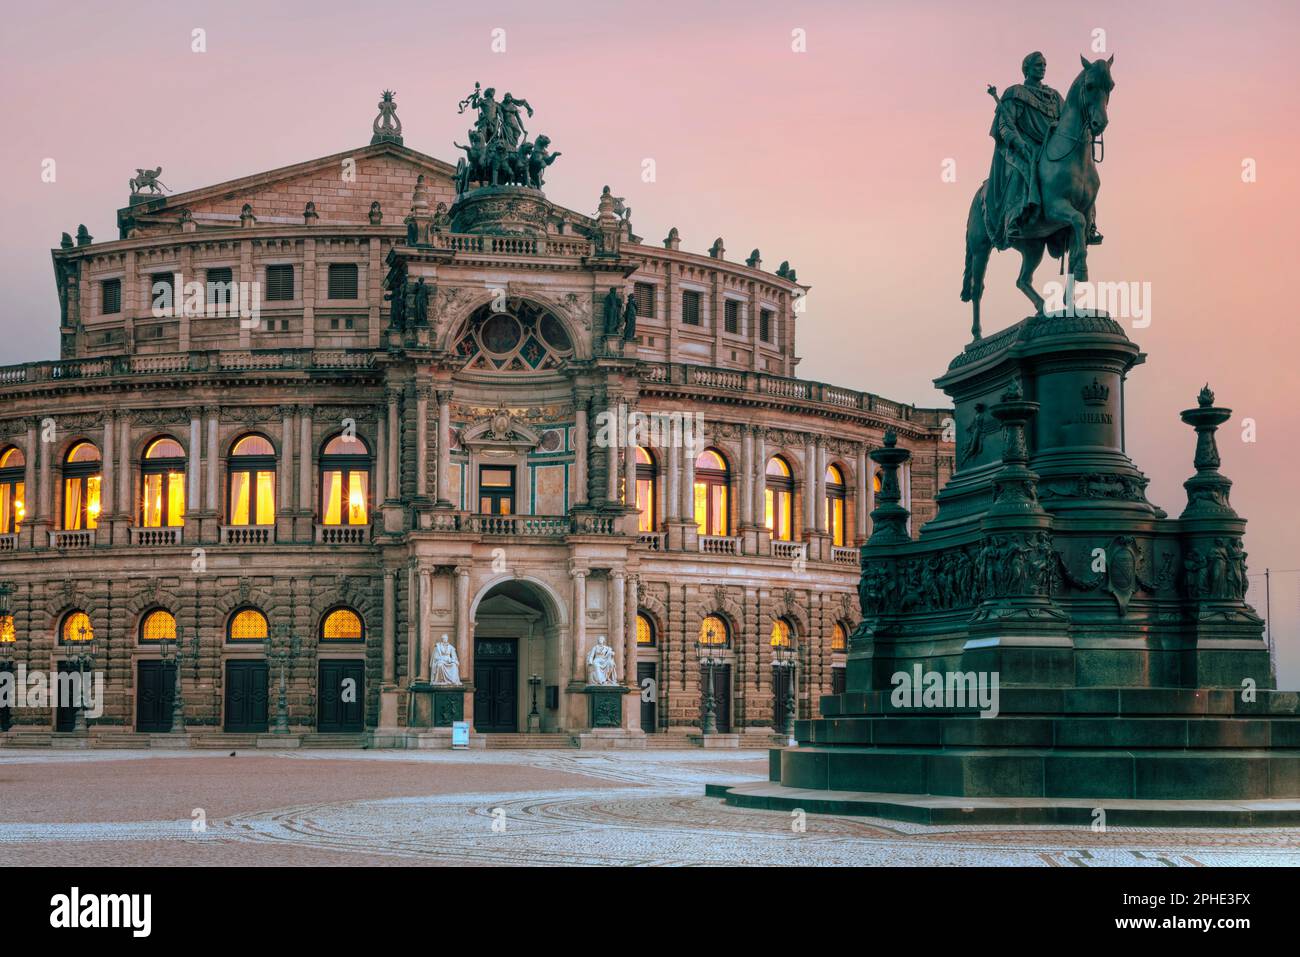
699;615;728;647
0;613;14;643
320;434;371;526
228;434;276;526
229;608;269;642
873;471;882;494
62;442;102;531
831;623;848;652
770;619;793;647
693;449;729;536
635;446;656;533
322;608;363;641
764;456;793;541
636;613;655;647
0;445;25;535
142;437;186;528
61;611;93;643
478;466;515;515
825;464;846;547
140;609;177;643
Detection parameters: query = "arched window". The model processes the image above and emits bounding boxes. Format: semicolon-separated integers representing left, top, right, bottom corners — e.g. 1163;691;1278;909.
320;434;371;526
0;611;13;643
635;447;656;533
141;438;186;528
636;612;655;647
61;611;93;644
699;614;729;648
228;607;269;642
831;622;848;652
693;449;730;536
322;607;364;642
770;619;793;647
63;442;102;530
825;464;846;546
228;434;276;526
764;456;794;541
140;609;177;643
0;446;25;535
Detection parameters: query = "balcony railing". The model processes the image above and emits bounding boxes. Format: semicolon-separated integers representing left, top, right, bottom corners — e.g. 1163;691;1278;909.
220;525;274;545
0;349;378;384
831;546;861;566
0;533;18;551
772;540;806;562
468;514;570;537
315;524;371;545
637;531;665;551
699;535;742;556
130;526;182;546
50;530;94;549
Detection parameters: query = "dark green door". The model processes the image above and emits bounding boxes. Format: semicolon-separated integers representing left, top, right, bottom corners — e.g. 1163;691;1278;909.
136;660;176;732
713;663;732;734
772;666;793;731
637;661;657;733
473;638;517;733
318;659;364;732
224;660;268;732
0;662;12;731
55;661;78;732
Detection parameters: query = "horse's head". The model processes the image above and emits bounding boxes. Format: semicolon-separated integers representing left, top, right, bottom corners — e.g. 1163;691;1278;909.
1076;55;1115;134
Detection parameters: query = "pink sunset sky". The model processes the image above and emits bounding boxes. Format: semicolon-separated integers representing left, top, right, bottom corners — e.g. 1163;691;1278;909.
1;0;1298;682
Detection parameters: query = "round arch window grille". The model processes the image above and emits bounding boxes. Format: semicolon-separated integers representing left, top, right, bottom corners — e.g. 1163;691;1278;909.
454;299;574;373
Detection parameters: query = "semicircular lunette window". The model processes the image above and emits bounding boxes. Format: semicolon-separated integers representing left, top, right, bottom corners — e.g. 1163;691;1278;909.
454;299;574;373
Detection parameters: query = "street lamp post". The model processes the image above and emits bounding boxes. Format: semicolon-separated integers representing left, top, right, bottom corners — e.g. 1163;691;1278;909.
72;623;98;735
158;627;189;734
695;628;721;736
269;625;301;735
528;673;541;732
0;583;13;733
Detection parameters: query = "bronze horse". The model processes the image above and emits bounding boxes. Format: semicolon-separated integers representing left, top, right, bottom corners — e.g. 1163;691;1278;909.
962;56;1114;339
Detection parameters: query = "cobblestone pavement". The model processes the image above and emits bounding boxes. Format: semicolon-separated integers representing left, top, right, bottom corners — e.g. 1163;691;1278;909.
2;749;1298;866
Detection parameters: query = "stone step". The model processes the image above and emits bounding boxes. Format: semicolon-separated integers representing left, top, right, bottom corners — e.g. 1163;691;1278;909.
799;714;1300;750
821;687;1300;719
480;733;576;749
777;745;1300;801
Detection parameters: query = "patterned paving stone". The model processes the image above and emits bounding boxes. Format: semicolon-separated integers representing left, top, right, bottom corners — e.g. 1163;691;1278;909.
2;749;1297;866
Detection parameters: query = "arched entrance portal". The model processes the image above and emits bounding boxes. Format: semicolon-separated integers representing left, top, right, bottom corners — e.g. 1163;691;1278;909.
472;579;562;734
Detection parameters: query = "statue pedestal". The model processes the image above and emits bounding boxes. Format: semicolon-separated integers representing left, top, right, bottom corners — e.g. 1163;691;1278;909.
585;685;625;729
408;683;466;728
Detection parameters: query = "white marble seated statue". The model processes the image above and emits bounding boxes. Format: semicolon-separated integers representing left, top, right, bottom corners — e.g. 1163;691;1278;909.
585;635;618;686
431;634;461;686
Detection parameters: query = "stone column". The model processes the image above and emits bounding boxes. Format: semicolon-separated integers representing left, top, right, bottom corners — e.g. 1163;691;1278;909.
23;420;37;546
623;573;640;731
570;567;587;680
37;419;51;527
740;426;754;526
385;390;400;501
205;407;219;513
856;444;869;544
623;411;637;511
117;413;131;518
456;565;473;723
278;406;294;515
610;570;626;679
605;416;619;504
188;409;202;514
415;386;430;499
753;429;767;525
436;390;451;506
816;441;828;533
101;414;116;522
417;566;431;681
681;445;695;524
573;399;588;507
666;441;680;521
803;437;817;533
373;415;386;513
297;405;313;512
382;568;397;684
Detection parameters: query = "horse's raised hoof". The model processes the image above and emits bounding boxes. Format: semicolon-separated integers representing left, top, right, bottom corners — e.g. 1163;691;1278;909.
1074;265;1088;282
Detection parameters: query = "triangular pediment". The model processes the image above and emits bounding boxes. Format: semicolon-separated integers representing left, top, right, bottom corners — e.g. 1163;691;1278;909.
119;142;458;237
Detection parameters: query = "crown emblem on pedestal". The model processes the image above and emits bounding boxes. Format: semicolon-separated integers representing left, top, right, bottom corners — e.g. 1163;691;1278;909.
1081;377;1110;406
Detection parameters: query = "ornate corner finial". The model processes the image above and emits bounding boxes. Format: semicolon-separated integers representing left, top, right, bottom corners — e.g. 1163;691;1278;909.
60;232;74;250
75;224;92;246
239;204;256;228
303;201;318;224
746;248;762;268
663;227;680;250
708;237;725;259
371;89;403;146
1198;383;1215;408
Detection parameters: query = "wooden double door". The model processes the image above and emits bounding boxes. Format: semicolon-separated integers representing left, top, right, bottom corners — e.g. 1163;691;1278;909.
136;660;177;732
318;659;365;732
224;660;269;733
473;638;518;733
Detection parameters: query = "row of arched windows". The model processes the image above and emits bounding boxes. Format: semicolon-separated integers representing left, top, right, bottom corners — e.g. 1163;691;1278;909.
48;606;366;645
694;614;849;651
0;433;372;533
630;446;878;547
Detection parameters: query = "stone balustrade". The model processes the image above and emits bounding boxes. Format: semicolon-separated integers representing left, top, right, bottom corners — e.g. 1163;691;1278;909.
699;534;742;556
130;527;182;546
315;524;371;545
219;525;275;545
49;530;94;549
